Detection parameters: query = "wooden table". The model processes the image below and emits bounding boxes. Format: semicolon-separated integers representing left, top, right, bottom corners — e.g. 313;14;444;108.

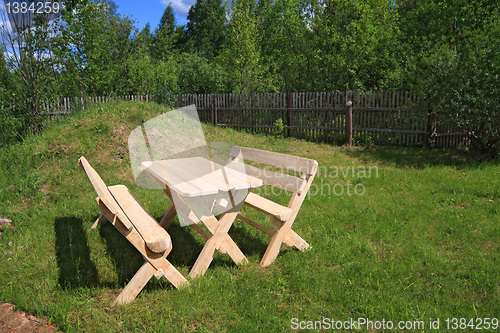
141;157;263;278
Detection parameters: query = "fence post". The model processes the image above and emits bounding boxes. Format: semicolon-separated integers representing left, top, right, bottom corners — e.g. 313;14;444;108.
214;94;218;125
286;91;291;137
427;106;437;148
346;100;353;146
211;94;215;125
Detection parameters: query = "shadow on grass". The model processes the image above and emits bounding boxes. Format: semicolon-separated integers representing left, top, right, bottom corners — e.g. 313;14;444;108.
98;222;143;287
97;217;206;288
229;222;268;258
158;222;204;268
345;146;493;169
55;213;271;293
165;218;268;269
54;216;99;289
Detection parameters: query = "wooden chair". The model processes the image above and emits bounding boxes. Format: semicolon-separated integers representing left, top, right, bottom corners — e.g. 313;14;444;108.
78;156;188;305
228;146;318;267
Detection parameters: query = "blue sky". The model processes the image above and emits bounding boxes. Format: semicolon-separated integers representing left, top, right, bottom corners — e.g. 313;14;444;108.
115;0;195;31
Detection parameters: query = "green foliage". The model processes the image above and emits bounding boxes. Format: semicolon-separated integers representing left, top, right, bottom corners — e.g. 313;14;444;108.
185;0;227;59
55;0;135;96
154;83;177;108
398;0;500;156
219;0;273;92
153;59;180;93
273;118;284;138
0;8;60;134
312;0;402;90
0;0;498;157
177;53;230;93
0;107;22;144
258;0;314;91
152;5;177;60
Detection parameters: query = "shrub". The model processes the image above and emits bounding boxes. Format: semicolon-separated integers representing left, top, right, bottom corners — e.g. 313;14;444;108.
0;107;22;144
176;53;231;94
154;83;177;108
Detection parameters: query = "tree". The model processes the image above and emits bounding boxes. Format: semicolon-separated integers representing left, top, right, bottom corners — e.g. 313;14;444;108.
177;53;229;93
152;4;177;60
134;23;154;55
0;46;20;143
0;2;61;133
257;0;320;91
397;0;500;155
185;0;226;59
311;0;401;91
55;0;135;97
219;0;268;92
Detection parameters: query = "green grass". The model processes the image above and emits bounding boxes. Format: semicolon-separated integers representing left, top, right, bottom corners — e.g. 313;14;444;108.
0;101;499;332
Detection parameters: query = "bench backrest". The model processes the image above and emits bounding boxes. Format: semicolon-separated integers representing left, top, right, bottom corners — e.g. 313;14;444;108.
78;156;133;231
229;146;318;195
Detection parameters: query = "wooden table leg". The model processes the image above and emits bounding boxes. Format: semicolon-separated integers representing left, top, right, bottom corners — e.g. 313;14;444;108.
188;211;246;278
160;203;177;230
220;235;247;264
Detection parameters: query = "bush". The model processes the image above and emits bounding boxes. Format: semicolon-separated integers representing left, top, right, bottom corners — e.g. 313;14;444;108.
439;24;499;157
408;7;500;158
154;83;177;108
0;107;22;144
176;53;231;94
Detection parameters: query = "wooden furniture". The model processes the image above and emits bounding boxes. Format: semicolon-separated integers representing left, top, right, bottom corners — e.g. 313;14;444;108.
141;157;263;278
227;146;318;267
78;157;188;305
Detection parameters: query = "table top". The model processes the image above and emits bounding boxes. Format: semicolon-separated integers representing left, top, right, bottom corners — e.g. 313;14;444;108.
141;157;263;197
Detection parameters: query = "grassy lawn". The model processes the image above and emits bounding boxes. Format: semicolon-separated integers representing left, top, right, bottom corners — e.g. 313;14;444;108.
0;101;498;332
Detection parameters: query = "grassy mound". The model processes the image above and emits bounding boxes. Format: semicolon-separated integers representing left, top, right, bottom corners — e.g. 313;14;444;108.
0;101;498;332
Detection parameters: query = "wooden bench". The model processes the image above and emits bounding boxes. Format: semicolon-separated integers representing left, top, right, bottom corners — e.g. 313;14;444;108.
227;146;318;267
78;157;188;304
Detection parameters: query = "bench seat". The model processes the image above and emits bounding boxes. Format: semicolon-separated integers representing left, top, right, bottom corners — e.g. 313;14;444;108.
108;185;171;253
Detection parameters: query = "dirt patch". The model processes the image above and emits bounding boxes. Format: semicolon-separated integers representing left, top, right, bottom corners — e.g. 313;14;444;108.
0;303;60;332
112;124;131;143
50;144;72;156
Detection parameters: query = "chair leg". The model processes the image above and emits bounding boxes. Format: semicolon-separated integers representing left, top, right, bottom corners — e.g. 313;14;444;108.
91;214;107;229
261;215;309;266
114;261;156;305
283;230;310;250
220;236;248;265
188;211;243;278
260;231;284;267
160;260;189;289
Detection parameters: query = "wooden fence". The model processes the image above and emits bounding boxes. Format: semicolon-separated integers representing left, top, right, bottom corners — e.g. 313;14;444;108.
173;92;468;148
40;94;155;122
39;92;468;148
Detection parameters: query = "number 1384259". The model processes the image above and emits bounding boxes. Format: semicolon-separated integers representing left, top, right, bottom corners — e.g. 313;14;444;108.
445;318;498;330
5;1;60;14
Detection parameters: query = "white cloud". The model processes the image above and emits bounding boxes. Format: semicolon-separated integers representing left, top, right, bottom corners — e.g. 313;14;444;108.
160;0;196;16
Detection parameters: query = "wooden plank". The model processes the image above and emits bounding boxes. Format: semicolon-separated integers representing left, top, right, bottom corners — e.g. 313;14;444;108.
78;157;134;231
143;157;262;197
108;185;171;253
227;160;305;193
244;192;292;221
237;214;274;237
231;146;318;175
141;160;207;197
